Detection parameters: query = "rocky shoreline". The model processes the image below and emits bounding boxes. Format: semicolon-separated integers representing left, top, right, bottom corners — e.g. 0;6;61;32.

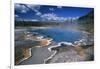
15;29;53;65
15;28;94;65
44;43;93;64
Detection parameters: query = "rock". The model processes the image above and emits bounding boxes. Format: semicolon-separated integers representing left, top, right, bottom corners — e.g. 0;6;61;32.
45;43;94;63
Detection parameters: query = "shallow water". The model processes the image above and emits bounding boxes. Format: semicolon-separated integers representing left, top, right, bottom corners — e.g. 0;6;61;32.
31;27;86;43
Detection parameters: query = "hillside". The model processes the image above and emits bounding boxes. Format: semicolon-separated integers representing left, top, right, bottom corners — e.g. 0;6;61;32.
78;10;94;33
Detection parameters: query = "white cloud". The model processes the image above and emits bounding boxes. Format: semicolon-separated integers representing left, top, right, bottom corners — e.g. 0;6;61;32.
15;4;29;13
31;19;39;21
40;13;79;22
41;13;68;21
41;13;56;21
21;9;27;13
72;17;79;20
49;8;54;11
15;4;42;15
57;6;62;9
27;4;40;10
19;19;39;21
35;12;42;15
26;4;42;15
15;15;19;18
15;4;21;9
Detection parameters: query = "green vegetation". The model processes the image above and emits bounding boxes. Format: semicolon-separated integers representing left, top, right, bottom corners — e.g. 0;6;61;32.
78;10;94;34
15;21;60;27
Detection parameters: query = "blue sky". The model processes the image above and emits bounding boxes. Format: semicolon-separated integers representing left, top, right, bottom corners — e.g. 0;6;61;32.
15;3;93;22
